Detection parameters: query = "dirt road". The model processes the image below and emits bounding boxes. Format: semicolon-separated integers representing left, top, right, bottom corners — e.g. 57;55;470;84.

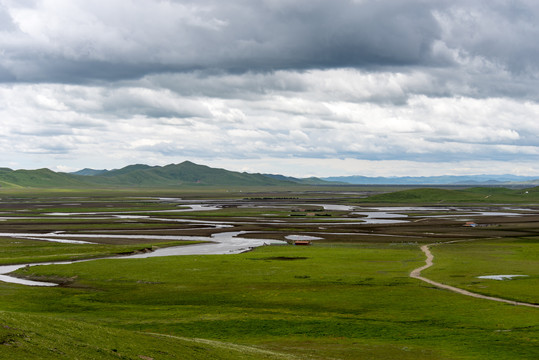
410;244;539;308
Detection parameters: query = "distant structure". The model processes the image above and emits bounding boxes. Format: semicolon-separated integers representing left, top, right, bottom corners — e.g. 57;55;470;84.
294;240;312;246
463;222;477;227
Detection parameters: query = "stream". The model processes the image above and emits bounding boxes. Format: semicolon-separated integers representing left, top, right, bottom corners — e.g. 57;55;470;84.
0;231;287;286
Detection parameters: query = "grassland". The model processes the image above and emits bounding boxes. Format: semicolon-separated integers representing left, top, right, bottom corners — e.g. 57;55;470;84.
0;186;537;359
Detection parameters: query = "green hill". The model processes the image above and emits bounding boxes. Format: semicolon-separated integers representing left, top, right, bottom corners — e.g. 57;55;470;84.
100;164;154;177
0;162;315;188
0;168;92;188
71;168;108;176
82;161;298;187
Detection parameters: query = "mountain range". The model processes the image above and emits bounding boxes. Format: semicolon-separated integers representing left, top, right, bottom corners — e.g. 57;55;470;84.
0;161;537;188
0;161;330;188
321;174;539;185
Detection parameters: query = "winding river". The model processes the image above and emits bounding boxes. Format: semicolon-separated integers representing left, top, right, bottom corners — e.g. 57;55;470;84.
1;201;536;287
0;231;286;286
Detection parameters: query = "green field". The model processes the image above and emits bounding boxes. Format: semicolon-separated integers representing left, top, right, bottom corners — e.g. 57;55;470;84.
0;187;537;359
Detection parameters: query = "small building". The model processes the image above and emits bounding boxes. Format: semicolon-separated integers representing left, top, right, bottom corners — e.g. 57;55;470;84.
463;221;477;227
294;240;312;246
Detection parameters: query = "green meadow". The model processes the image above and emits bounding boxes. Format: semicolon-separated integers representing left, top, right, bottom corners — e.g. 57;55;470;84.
0;187;537;359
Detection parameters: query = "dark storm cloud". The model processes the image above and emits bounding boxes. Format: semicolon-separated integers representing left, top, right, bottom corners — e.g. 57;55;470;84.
0;0;445;83
212;0;444;69
437;0;539;74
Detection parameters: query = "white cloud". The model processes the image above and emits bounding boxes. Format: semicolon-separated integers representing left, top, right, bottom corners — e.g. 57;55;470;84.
1;67;539;174
0;1;539;176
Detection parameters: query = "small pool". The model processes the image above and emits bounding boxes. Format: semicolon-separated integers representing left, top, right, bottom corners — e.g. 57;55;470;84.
477;275;528;280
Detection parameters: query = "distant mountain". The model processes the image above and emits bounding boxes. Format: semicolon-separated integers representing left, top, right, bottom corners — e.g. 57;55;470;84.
516;178;539;185
78;161;298;187
263;174;345;185
71;168;108;176
1;161;538;189
0;161;310;188
3;161;348;188
322;174;539;185
99;164;154;177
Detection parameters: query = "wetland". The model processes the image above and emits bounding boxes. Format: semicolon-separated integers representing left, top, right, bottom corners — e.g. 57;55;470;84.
0;186;537;359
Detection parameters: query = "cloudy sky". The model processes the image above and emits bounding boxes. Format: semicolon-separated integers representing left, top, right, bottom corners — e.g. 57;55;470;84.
1;0;539;177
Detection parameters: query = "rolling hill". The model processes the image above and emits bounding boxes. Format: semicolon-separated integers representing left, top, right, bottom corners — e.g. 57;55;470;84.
0;161;323;188
70;168;108;176
0;168;92;188
2;161;539;190
82;161;298;187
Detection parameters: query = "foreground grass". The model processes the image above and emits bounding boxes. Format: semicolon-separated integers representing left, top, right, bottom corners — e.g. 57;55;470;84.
0;244;536;359
0;311;295;360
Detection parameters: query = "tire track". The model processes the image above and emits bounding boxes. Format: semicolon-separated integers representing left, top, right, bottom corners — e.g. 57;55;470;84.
145;332;299;359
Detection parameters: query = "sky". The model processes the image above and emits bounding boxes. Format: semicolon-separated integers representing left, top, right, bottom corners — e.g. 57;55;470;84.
1;0;539;177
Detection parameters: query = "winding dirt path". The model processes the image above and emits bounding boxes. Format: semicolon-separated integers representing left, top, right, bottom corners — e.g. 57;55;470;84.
410;244;539;308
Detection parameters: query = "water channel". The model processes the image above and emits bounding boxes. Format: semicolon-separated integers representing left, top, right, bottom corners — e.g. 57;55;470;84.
0;202;536;287
0;231;287;286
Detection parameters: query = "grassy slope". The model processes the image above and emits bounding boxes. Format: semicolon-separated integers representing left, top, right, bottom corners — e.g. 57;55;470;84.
0;311;291;360
122;162;295;186
363;187;539;203
0;169;92;188
4;244;538;360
